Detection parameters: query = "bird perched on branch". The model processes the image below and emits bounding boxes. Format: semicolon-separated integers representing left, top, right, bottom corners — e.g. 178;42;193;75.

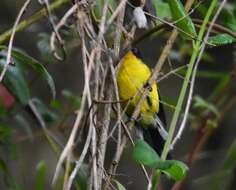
117;48;168;156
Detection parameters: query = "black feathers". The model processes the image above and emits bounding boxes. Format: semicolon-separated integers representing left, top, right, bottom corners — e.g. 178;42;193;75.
131;47;143;59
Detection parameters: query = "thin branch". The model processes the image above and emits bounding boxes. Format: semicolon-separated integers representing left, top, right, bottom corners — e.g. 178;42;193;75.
157;65;188;82
28;98;62;155
40;0;65;60
0;0;70;45
66;120;93;190
107;0;128;26
192;18;236;38
0;0;32;82
52;47;96;186
50;2;81;60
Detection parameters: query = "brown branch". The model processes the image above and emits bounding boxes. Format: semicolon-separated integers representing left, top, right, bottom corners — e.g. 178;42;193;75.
193;18;236;38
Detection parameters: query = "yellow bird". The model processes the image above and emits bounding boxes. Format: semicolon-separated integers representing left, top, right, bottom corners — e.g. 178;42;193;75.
117;48;168;155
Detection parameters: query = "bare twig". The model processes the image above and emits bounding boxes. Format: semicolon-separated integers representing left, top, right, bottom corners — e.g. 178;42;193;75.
193;18;236;38
50;3;81;60
0;0;32;82
66;119;93;190
157;65;188;82
53;47;96;186
28;98;62;154
39;0;65;59
107;0;128;26
0;0;70;44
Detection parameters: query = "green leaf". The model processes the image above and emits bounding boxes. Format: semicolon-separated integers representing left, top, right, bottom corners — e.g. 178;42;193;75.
223;139;236;171
50;99;62;110
14;114;33;140
11;49;56;99
35;161;47;190
62;89;81;110
37;33;54;63
206;119;218;129
0;46;56;99
220;9;236;32
31;98;58;123
133;140;160;168
76;165;88;190
193;95;219;116
152;0;171;19
114;180;126;190
158;160;188;181
0;59;30;105
168;0;197;39
0;124;12;142
0;158;8;174
208;34;236;46
209;74;230;100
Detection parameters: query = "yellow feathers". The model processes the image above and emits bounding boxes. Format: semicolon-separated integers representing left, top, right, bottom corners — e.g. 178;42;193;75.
117;50;159;126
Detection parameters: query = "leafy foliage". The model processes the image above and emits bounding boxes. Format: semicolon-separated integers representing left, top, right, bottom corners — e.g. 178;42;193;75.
167;0;197;38
0;59;30;105
114;180;126;190
35;161;47;190
152;0;171;19
133;140;188;181
208;33;236;46
0;46;56;100
31;98;58;123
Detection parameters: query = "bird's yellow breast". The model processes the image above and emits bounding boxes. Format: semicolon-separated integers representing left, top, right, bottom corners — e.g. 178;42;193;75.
117;51;159;125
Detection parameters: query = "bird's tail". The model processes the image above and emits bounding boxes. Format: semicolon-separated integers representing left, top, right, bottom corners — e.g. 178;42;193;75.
141;99;171;158
142;126;167;156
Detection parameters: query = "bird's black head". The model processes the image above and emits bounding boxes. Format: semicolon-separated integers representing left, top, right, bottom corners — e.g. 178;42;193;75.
131;47;143;59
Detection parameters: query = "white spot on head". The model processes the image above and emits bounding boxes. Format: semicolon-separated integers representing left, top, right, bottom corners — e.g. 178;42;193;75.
133;7;148;29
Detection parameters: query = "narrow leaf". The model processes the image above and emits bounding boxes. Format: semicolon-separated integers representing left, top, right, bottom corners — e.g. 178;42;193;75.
223;139;236;171
114;180;126;190
31;98;58;123
208;34;236;46
0;124;12;142
209;74;230;100
35;161;47;190
0;158;8;174
37;33;54;63
62;89;81;110
0;46;56;99
14;114;33;140
0;59;30;105
76;165;88;190
158;160;188;181
221;9;236;32
133;140;160;168
11;49;56;99
168;0;197;38
152;0;171;19
193;95;219;116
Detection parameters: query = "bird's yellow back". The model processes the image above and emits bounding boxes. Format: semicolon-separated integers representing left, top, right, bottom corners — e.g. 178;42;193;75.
117;51;159;126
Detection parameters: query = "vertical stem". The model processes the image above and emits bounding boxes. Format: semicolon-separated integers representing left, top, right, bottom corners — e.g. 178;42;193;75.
161;0;217;161
151;0;218;189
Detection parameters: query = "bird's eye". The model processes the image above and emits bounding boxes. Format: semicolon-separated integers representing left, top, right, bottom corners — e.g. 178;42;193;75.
131;48;142;59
